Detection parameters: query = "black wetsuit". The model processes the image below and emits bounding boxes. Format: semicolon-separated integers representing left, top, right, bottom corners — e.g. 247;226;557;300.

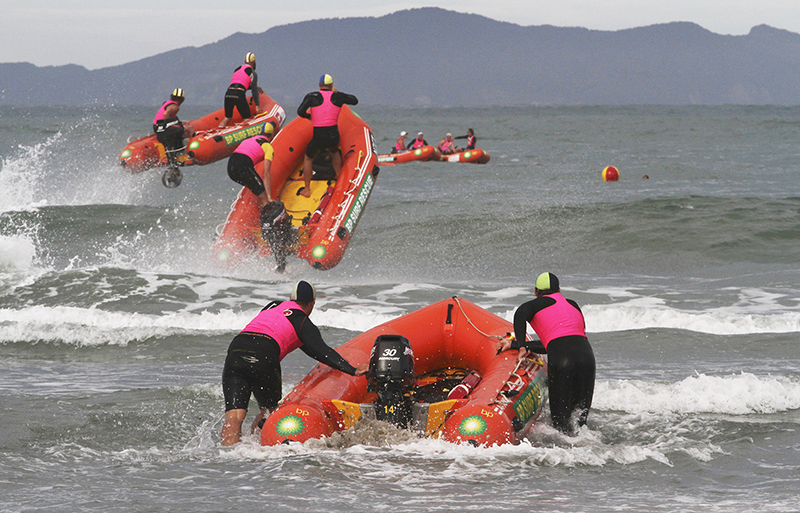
153;116;184;156
227;153;267;196
297;90;358;158
311;151;337;181
224;66;259;119
222;302;357;412
513;295;596;435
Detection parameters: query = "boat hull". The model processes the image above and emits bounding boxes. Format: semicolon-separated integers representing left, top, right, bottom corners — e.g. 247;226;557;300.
437;148;491;164
261;297;547;446
377;145;438;166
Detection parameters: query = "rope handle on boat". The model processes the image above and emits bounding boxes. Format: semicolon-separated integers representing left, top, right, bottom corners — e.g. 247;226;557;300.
451;296;504;341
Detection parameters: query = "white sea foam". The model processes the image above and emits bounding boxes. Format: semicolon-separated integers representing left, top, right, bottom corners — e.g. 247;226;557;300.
584;302;800;335
3;289;800;346
0;234;37;271
0;135;59;212
594;372;800;415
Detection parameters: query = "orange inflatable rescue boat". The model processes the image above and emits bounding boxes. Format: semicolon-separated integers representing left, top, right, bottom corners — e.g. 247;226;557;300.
118;92;286;182
212;105;379;271
261;297;548;447
377;145;438;166
436;148;491;164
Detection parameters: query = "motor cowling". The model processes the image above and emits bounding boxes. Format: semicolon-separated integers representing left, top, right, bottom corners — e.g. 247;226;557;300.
367;335;415;428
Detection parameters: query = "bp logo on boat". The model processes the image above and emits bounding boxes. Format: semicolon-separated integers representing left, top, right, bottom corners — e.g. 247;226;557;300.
275;414;305;436
458;414;488;436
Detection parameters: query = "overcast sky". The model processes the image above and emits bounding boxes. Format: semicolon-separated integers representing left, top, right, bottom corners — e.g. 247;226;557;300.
2;0;799;69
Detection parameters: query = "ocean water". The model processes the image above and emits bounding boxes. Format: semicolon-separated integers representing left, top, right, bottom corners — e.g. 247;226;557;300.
1;104;800;512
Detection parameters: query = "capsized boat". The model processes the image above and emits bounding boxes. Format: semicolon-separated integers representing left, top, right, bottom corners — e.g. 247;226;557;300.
118;92;286;174
377;145;438;166
435;148;491;164
212;105;379;271
260;297;548;447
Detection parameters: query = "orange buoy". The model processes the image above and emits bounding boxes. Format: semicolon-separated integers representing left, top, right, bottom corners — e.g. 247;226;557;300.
602;166;619;181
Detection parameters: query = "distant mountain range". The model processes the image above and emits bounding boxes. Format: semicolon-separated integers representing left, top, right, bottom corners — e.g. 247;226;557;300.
4;8;800;107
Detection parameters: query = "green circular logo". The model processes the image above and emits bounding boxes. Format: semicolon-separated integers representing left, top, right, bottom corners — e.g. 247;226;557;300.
120;149;131;158
414;149;422;156
311;245;327;259
188;140;201;150
275;415;305;436
458;414;488;436
463;151;472;159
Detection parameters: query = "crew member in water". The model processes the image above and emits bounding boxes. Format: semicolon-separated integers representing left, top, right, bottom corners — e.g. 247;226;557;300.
152;88;195;166
221;280;369;445
219;52;261;127
454;128;476;150
296;74;358;197
496;272;596;435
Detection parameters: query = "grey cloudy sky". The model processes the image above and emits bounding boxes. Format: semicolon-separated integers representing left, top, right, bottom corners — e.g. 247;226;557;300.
2;0;798;69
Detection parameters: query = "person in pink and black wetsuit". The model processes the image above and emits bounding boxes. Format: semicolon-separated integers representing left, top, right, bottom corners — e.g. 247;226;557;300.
497;272;595;435
221;280;369;445
406;132;428;150
454;128;476;150
152;88;195;164
296;74;358;198
219;52;262;127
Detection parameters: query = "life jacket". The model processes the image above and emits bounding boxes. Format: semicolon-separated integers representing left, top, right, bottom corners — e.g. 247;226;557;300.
230;64;252;89
241;300;304;361
440;139;454;152
395;138;405;151
310;90;341;127
529;292;586;349
412;138;425;149
153;100;178;125
467;135;476;149
233;136;272;164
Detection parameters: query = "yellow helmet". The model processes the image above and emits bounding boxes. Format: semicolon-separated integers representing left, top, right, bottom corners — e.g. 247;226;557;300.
245;52;256;65
263;122;275;135
171;88;185;102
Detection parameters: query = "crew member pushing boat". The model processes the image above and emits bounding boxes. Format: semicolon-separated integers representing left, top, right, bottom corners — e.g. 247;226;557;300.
497;272;596;435
221;280;369;445
296;74;358;198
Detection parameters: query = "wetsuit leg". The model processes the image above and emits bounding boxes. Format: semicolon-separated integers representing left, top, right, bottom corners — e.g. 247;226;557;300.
305;126;340;159
545;335;596;435
227;153;266;196
222;333;282;411
224;87;251;120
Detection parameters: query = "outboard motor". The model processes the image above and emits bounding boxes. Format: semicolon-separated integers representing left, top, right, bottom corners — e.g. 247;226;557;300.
161;166;182;188
260;201;292;272
367;334;415;428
